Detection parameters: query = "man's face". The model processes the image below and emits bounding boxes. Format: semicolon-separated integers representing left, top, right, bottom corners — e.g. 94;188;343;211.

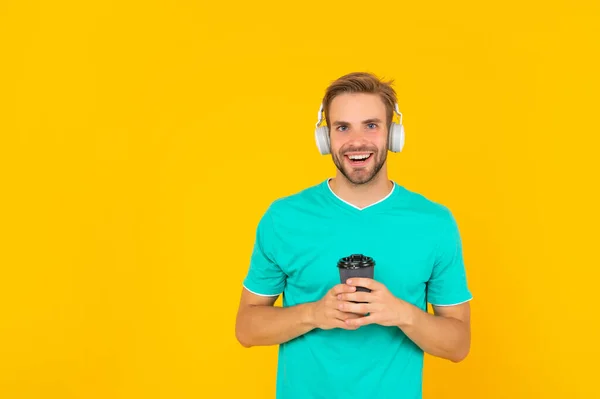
328;93;389;185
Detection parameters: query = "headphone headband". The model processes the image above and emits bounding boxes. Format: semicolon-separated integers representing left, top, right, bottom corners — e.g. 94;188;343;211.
394;103;403;125
316;103;325;128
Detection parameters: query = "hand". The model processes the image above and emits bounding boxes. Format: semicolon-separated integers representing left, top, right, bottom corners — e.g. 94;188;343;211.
336;278;414;328
308;284;363;330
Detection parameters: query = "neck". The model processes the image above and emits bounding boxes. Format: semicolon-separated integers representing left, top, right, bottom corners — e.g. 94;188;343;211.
328;169;393;209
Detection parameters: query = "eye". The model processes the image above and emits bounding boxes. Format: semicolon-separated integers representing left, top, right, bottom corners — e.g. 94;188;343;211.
337;126;348;132
367;123;377;129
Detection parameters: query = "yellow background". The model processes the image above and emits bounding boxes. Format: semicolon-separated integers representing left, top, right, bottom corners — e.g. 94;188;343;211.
1;0;599;398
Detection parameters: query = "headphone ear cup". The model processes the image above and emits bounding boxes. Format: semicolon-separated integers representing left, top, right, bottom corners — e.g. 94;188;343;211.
388;122;405;153
315;126;331;155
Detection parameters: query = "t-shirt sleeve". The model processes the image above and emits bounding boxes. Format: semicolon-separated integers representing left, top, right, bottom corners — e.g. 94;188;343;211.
426;208;473;306
242;206;286;297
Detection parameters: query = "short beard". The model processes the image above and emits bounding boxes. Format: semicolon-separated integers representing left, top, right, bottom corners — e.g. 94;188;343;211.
332;145;387;185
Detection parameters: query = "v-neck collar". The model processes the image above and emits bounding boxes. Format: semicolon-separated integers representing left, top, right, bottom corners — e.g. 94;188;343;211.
322;178;397;213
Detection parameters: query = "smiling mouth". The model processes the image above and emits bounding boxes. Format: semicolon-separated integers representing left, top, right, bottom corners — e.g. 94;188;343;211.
345;152;373;166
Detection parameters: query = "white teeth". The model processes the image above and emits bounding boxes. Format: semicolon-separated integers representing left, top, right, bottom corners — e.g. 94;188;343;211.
348;154;370;160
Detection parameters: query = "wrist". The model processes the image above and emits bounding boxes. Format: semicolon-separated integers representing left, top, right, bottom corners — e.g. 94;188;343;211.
396;298;417;329
302;302;318;329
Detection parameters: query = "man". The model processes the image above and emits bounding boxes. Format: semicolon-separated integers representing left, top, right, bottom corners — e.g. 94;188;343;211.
235;72;472;398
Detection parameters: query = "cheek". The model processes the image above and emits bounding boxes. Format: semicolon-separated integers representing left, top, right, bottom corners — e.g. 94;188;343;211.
329;137;345;152
371;136;386;150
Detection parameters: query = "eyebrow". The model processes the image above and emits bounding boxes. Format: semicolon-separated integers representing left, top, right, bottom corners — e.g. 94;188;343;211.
331;118;383;126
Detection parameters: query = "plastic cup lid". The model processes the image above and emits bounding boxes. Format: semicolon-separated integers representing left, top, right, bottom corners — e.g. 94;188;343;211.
337;254;375;269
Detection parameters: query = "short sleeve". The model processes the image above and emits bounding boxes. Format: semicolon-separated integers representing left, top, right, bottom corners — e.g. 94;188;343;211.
426;208;473;306
242;206;286;297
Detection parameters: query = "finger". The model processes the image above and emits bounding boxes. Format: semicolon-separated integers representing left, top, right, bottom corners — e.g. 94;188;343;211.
333;319;348;329
345;314;377;328
334;309;360;321
335;316;360;330
338;301;370;315
337;291;373;303
331;316;358;330
345;278;381;291
330;283;357;296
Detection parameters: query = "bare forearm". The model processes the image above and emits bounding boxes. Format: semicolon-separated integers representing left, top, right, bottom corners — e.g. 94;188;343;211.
400;304;470;362
236;302;315;347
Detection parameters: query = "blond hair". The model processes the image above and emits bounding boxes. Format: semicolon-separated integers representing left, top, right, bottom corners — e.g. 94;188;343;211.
321;72;397;128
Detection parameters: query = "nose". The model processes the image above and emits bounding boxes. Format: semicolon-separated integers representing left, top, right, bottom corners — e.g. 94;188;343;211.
345;128;369;144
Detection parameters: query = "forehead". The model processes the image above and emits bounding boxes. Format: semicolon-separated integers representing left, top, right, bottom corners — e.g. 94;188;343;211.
328;93;387;120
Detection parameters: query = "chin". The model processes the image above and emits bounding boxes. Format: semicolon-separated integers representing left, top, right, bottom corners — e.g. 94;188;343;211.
343;169;378;185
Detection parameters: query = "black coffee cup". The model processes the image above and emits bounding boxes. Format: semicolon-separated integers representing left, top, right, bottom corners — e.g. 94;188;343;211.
337;254;375;293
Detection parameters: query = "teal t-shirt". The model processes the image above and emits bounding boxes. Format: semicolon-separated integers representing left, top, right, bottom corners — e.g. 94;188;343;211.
242;179;472;399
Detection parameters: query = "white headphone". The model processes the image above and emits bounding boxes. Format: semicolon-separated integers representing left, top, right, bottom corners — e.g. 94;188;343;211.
314;103;405;155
